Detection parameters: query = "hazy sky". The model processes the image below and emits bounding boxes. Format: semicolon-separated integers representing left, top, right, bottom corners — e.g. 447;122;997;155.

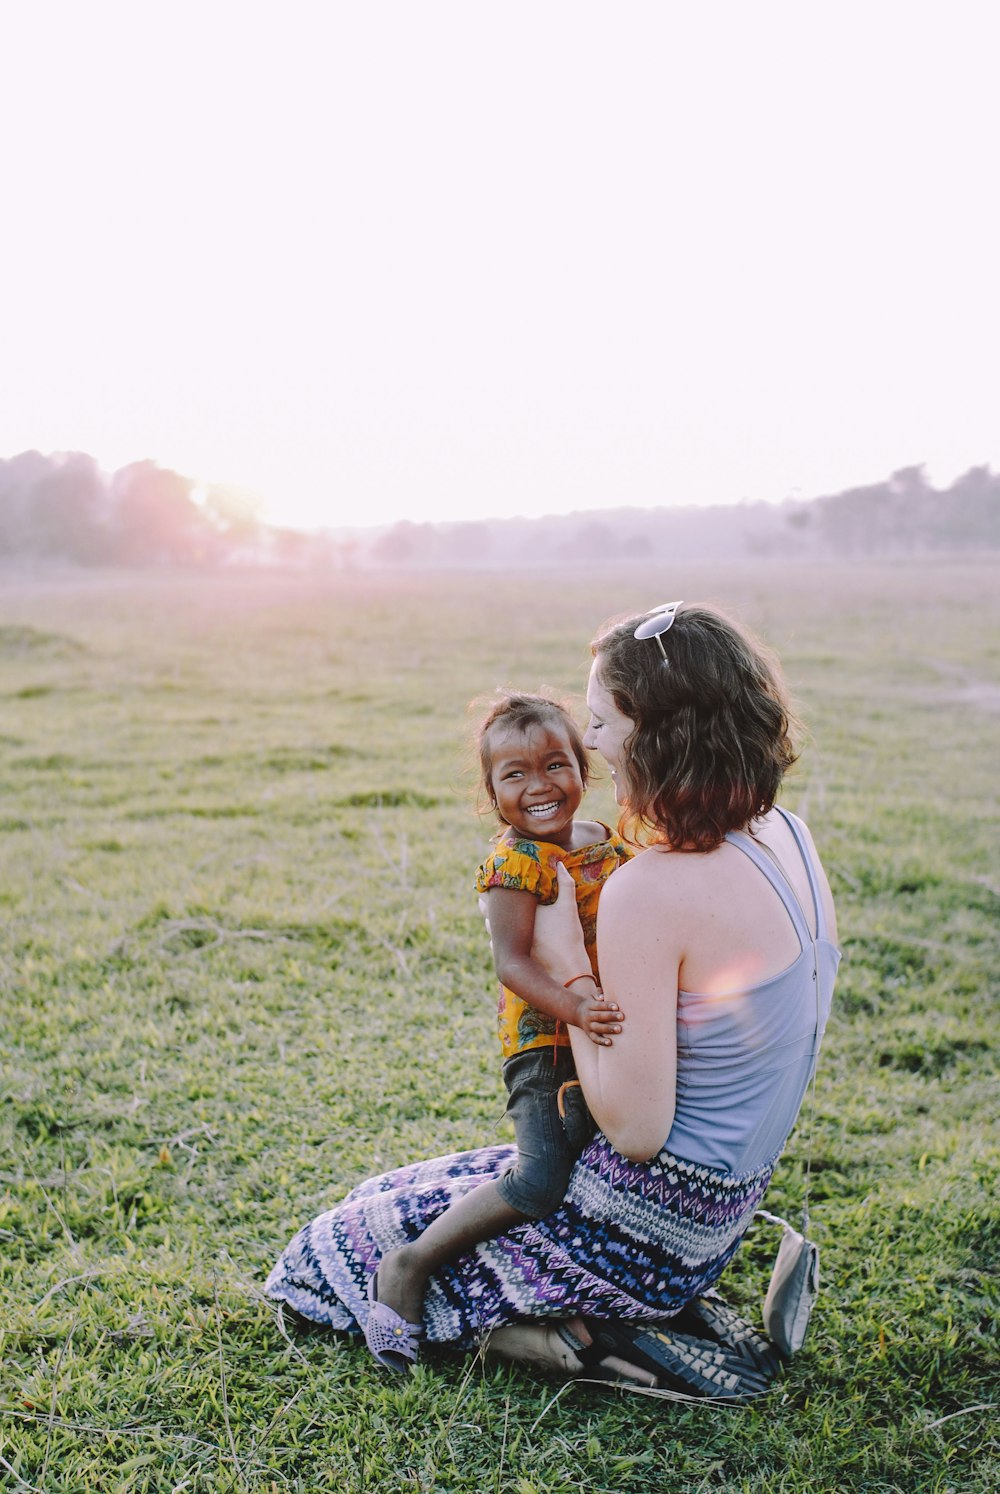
2;2;997;531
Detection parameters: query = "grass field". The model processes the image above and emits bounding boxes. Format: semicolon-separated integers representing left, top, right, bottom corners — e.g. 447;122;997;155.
1;559;997;1492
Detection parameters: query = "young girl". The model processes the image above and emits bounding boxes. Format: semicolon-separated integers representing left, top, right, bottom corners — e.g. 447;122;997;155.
364;692;631;1371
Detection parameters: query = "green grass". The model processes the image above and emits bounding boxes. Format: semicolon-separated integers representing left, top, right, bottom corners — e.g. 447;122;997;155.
1;559;997;1492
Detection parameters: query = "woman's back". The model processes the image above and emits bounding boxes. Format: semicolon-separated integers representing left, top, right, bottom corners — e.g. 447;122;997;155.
671;808;837;994
665;809;840;1172
585;806;839;1165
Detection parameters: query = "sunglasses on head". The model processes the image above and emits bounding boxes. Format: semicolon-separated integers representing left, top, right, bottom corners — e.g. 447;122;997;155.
633;601;683;661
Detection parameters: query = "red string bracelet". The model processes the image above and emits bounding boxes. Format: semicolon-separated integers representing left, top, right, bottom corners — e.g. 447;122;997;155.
556;974;597;1063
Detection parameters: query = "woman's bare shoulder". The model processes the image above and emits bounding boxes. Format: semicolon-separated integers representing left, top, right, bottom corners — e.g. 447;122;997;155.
600;843;707;912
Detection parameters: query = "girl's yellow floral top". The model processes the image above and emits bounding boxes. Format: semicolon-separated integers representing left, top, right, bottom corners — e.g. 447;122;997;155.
475;824;632;1060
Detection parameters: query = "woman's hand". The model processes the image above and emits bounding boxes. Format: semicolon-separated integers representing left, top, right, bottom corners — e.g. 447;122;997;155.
530;863;591;983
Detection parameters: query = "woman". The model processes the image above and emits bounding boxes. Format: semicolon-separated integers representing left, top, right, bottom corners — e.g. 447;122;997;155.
266;602;839;1391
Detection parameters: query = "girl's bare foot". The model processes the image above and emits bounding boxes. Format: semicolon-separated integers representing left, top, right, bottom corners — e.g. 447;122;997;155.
371;1246;427;1327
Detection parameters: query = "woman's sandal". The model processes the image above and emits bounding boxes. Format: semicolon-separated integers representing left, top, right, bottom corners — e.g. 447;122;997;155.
668;1290;781;1380
363;1268;424;1373
573;1310;776;1401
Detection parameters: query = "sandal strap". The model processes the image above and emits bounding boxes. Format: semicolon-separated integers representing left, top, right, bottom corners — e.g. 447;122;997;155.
365;1300;423;1367
554;1323;589;1356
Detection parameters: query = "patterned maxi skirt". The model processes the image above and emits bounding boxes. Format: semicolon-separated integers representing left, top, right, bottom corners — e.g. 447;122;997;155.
265;1134;775;1349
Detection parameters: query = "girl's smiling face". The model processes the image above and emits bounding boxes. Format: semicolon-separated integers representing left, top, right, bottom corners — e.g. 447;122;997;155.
584;660;636;805
488;722;584;849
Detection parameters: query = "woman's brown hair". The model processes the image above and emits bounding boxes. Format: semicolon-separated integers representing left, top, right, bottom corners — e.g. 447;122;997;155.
591;605;799;851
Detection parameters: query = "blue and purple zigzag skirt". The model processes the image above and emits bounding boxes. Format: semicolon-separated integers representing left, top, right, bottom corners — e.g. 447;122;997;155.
265;1135;774;1350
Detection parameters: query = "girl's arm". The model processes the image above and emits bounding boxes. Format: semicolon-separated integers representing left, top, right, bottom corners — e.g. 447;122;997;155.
485;886;623;1045
532;862;678;1159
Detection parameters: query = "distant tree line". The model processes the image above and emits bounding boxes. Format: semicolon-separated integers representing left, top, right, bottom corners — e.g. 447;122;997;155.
0;450;347;568
0;451;256;565
1;450;997;569
788;464;1000;557
365;464;1000;566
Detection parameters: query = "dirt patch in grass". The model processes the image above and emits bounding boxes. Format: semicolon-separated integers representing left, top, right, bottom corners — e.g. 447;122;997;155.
921;656;1000;714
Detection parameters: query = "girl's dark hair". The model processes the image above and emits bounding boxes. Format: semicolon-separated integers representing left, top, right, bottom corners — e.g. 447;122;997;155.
474;691;589;823
592;605;799;852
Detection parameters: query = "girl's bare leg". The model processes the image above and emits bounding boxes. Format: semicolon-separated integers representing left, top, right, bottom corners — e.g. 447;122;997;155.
375;1189;658;1388
375;1179;527;1327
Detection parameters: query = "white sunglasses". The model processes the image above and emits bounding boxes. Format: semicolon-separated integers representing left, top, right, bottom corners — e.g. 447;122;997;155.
633;601;684;661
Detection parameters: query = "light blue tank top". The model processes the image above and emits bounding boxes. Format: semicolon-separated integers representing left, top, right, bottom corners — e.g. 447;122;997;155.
663;809;841;1175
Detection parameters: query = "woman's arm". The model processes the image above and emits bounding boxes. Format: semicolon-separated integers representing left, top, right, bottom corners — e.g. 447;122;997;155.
485;886;623;1043
533;862;678;1160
